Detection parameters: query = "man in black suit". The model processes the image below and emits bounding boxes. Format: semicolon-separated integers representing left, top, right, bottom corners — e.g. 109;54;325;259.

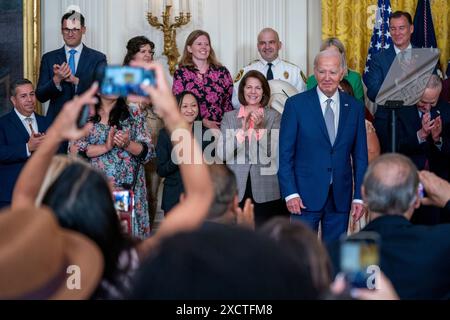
36;11;106;121
0;79;50;209
329;154;450;299
374;75;450;224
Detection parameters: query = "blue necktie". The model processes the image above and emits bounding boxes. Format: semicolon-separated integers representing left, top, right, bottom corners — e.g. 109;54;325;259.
68;49;77;75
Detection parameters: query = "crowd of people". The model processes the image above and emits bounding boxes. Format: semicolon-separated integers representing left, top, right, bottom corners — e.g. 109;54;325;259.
1;9;450;300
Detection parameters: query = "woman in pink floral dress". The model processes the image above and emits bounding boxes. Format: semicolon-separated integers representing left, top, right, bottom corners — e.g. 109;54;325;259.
173;30;233;130
75;95;154;239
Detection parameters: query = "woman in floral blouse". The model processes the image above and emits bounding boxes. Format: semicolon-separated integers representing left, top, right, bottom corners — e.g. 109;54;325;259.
74;95;154;239
173;30;233;130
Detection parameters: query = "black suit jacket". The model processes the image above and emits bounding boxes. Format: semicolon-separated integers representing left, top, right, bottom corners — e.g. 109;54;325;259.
329;215;450;299
36;44;107;120
0;111;50;203
156;124;211;212
374;101;450;180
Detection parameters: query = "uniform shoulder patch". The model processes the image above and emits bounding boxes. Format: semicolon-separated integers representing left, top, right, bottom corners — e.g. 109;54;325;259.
282;59;299;67
234;69;244;83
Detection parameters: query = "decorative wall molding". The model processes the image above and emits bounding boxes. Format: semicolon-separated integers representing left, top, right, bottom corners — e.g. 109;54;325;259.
42;0;320;78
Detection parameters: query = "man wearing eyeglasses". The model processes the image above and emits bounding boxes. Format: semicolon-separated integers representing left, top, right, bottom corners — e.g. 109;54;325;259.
36;10;107;122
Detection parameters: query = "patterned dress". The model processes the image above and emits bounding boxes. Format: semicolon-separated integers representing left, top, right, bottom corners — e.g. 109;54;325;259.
172;65;234;123
76;105;154;239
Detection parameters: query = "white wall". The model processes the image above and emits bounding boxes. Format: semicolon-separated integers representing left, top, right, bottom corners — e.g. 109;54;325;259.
42;0;321;78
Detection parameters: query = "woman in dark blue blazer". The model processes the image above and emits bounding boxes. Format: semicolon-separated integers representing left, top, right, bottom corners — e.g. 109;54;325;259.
156;92;211;214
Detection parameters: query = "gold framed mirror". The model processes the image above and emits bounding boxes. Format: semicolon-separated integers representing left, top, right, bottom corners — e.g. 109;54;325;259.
23;0;41;113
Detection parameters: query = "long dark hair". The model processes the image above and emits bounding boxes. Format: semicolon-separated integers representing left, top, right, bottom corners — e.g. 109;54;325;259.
42;163;136;288
91;96;131;130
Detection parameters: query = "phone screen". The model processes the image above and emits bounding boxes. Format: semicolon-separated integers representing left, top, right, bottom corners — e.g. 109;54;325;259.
340;232;380;289
113;190;134;236
430;108;440;121
100;66;156;97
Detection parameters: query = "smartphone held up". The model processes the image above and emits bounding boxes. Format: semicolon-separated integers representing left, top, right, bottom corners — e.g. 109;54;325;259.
99;65;156;97
340;231;381;289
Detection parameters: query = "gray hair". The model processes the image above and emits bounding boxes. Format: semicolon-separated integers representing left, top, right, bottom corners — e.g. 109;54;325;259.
320;37;348;75
426;74;442;91
363;153;419;215
10;78;33;97
313;49;346;72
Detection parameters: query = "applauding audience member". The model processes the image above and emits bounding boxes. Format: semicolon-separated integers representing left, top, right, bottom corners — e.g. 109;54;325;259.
36;10;106;121
217;70;284;227
12;63;213;299
73;94;153;238
0;79;50;209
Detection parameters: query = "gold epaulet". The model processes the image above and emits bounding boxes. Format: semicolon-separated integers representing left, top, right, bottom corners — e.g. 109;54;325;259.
234;69;244;83
282;59;299;67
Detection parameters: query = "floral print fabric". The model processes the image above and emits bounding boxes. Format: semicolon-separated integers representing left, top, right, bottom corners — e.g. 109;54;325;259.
76;105;154;239
172;65;234;122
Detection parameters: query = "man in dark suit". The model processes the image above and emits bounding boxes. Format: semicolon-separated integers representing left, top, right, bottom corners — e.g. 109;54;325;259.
374;75;450;224
363;11;414;102
278;49;368;243
36;11;106;121
0;79;50;209
328;154;450;299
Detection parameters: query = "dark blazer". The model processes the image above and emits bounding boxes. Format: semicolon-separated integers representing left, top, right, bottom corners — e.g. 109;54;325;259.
328;215;450;299
0;111;50;204
374;101;450;180
36;44;107;120
278;88;368;213
363;46;397;103
156;123;211;213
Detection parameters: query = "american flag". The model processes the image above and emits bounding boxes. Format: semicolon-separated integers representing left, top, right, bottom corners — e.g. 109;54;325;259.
363;0;393;77
411;0;437;49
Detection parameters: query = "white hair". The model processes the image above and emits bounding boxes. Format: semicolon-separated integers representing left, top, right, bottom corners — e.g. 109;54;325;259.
313;49;345;71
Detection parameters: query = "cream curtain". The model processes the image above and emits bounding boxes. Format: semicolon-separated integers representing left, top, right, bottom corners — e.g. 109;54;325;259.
322;0;450;75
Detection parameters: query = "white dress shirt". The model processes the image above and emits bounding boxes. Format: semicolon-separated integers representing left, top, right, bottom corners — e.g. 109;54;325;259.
285;88;362;205
232;57;306;108
317;87;340;135
14;109;38;157
56;43;84;92
65;43;84;73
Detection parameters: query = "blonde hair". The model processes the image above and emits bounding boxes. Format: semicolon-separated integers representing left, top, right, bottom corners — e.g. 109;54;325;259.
36;155;90;206
178;30;222;68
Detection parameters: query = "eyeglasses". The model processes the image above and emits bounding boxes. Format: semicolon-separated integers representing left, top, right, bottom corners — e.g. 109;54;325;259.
62;28;81;35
